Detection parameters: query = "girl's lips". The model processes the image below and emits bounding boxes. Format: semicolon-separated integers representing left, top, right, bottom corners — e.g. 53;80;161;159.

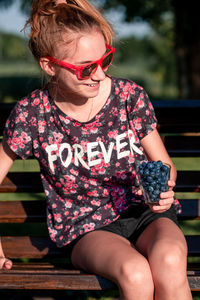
85;82;100;89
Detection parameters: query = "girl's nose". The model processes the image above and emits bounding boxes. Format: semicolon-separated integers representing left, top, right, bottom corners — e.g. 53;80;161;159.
91;64;106;81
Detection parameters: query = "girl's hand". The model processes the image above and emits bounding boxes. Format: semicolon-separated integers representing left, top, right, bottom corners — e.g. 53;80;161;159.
0;256;12;270
149;180;176;213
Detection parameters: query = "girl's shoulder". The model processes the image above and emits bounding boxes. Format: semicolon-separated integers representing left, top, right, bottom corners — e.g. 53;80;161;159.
111;76;144;92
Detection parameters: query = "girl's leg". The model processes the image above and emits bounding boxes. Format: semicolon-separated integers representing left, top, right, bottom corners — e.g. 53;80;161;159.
136;218;192;300
71;230;154;300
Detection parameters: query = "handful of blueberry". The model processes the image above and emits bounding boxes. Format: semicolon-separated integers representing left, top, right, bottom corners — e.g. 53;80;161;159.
138;160;171;204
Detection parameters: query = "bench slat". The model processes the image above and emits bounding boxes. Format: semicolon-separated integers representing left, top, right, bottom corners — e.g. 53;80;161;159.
163;136;200;157
0;200;46;223
1;235;200;258
0;263;199;291
0;271;114;290
1;171;200;193
0;199;200;223
1;101;200;134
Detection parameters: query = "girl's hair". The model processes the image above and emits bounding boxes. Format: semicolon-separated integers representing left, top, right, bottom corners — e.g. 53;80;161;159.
25;0;114;61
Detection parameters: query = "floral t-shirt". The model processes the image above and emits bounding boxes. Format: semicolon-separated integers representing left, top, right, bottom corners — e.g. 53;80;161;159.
4;77;157;247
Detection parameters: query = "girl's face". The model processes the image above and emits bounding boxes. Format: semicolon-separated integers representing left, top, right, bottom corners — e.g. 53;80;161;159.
49;30;108;103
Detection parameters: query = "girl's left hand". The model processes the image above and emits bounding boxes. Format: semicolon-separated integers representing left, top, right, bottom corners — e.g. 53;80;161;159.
149;180;176;213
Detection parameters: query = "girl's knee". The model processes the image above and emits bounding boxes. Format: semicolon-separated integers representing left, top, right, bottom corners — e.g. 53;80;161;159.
117;257;154;292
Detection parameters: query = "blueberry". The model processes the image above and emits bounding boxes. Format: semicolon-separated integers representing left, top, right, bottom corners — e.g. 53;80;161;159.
138;160;170;203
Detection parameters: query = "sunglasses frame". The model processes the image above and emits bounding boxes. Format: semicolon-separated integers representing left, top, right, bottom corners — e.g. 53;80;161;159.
46;44;115;80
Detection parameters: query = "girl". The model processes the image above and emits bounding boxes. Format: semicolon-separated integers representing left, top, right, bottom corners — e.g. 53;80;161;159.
0;1;192;299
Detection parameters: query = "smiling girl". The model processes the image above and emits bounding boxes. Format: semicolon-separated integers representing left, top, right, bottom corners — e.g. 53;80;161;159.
0;1;192;299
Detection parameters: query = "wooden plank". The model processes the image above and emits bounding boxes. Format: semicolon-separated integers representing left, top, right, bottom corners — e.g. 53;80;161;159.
179;199;200;220
1;236;66;259
163;136;200;157
0;271;115;290
0;172;43;193
1;235;200;259
0;199;200;224
0;201;46;223
0;263;199;290
1;101;200;135
1;170;199;193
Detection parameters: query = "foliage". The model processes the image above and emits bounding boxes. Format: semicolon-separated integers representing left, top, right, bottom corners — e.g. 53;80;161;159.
0;32;32;61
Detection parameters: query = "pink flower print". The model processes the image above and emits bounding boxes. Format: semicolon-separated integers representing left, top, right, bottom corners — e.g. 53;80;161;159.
108;130;118;138
119;109;127;121
148;102;153;110
88;190;99;197
80;207;93;214
82;126;89;135
10;144;18;152
137;99;144;108
54;213;62;223
89;126;98;134
115;87;120;95
92;214;102;221
33;140;39;149
20;98;29;107
38;120;46;133
91;199;101;206
70;169;79;176
33;98;40;106
83;223;95;233
119;81;124;88
52;203;57;209
65;199;73;209
40;104;45;114
103;188;109;196
53;132;64;143
128;156;135;163
99;168;106;175
104;203;112;210
64;211;69;216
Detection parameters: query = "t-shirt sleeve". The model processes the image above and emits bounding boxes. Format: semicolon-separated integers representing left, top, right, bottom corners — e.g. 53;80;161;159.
3;101;33;159
131;88;157;139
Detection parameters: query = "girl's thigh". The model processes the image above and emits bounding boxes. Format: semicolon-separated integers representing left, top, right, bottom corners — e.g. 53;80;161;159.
135;217;188;266
71;230;151;284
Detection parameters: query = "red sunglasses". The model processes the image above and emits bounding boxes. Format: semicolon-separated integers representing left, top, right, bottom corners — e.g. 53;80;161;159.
46;44;115;80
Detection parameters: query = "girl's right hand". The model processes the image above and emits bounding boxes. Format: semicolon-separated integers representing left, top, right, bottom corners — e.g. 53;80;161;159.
0;256;12;270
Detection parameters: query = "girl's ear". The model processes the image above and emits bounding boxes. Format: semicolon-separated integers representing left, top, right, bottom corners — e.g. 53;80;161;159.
39;58;56;76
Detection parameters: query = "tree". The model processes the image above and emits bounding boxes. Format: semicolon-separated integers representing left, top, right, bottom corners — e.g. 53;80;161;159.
0;0;200;98
102;0;200;99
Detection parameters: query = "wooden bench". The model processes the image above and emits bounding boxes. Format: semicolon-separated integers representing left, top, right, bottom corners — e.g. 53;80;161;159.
0;100;200;292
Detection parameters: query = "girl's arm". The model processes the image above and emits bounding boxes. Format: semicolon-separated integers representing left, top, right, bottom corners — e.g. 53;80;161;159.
0;138;17;269
141;128;176;213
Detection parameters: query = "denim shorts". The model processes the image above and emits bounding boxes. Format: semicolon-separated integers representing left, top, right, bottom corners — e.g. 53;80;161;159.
68;203;179;256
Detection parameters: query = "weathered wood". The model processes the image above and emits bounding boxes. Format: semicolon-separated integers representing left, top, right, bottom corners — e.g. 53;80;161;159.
0;171;199;193
1;236;66;258
0;271;115;290
1;235;200;259
0;100;200;292
0;199;200;223
0;200;46;223
0;263;199;290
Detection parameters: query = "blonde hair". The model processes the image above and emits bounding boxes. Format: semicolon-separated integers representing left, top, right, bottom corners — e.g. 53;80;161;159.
25;0;114;61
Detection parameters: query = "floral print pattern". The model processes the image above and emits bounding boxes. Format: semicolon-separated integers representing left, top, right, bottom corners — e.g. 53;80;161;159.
4;77;158;247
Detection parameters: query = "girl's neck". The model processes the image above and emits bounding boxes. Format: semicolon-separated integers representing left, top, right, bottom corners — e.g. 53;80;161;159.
48;76;112;122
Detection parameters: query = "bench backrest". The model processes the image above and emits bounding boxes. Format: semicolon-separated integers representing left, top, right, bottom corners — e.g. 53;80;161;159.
0;100;200;260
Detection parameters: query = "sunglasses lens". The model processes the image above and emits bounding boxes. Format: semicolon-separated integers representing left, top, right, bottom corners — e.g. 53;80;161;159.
81;63;97;78
102;52;113;69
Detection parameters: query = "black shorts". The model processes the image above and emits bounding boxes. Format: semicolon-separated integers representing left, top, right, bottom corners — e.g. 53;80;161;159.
68;203;179;256
94;203;179;245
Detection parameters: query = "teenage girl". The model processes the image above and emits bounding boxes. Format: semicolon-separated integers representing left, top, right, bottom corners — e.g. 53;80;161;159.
0;1;192;299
